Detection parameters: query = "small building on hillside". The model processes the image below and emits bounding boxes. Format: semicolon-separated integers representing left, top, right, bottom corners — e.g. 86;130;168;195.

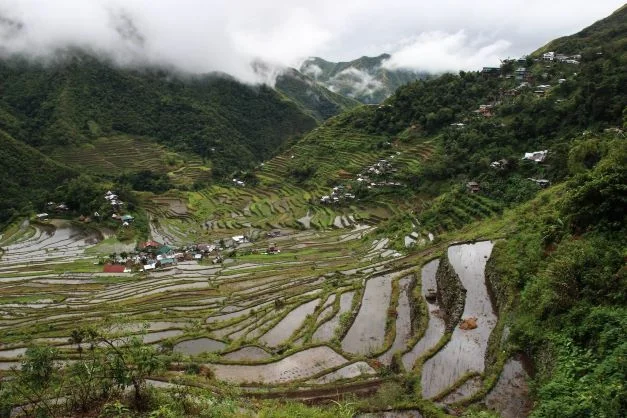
481;67;500;77
267;242;280;254
159;258;176;268
523;150;548;163
138;240;162;251
36;213;49;221
197;244;216;253
515;67;529;81
490;159;509;170
529;178;551;188
121;215;134;223
466;182;480;193
232;235;248;245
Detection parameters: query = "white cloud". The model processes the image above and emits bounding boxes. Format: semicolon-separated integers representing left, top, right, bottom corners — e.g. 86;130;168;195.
328;67;385;99
0;0;623;83
383;31;511;73
301;62;323;80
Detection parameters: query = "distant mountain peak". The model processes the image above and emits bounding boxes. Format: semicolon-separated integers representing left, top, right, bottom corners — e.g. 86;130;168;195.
300;53;426;104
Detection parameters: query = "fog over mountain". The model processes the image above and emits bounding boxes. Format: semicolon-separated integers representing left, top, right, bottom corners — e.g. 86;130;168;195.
0;0;623;83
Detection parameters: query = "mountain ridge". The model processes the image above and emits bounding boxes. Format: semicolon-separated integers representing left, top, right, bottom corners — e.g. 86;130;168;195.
300;53;427;104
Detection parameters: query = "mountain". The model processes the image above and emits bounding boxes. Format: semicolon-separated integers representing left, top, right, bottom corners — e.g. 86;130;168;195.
0;51;345;177
274;67;360;120
534;3;627;55
300;54;426;104
0;6;625;418
0;51;356;226
0;128;75;224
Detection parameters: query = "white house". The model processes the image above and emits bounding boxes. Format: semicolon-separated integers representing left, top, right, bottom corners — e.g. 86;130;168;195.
523;150;548;163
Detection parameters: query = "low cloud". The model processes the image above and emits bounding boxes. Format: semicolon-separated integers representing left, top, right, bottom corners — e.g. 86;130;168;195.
383;31;511;73
0;0;622;84
301;62;323;80
328;67;385;99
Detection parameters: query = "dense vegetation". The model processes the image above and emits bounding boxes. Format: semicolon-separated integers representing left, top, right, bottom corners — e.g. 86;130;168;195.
0;52;318;168
487;137;626;416
0;129;75;226
0;50;363;228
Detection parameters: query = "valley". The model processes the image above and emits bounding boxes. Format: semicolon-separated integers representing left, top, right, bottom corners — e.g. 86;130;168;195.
0;4;625;418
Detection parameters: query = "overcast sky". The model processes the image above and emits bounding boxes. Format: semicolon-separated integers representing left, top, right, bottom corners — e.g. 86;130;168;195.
0;0;623;82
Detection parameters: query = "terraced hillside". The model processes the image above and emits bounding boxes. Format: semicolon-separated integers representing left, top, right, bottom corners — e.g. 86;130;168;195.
259;106;436;189
0;211;528;417
51;136;212;187
0;6;625;417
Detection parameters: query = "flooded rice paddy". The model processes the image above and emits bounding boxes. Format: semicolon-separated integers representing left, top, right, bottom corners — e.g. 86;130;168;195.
421;241;496;399
173;338;227;355
0;215;527;412
341;273;393;354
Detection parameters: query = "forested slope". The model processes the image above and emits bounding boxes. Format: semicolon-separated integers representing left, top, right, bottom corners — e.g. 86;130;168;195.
0;51;319;174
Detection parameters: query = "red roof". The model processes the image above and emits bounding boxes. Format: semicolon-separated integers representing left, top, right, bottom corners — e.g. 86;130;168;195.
103;264;126;273
139;240;162;249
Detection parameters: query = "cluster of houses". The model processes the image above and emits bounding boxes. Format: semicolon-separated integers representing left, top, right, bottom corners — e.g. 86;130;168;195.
468;150;550;192
102;233;283;273
356;157;403;189
102;240;217;273
104;191;135;226
503;81;554;97
320;155;405;204
320;185;356;204
542;51;581;65
36;202;70;221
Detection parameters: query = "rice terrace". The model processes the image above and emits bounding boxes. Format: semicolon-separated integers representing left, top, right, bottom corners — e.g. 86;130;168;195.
0;168;531;417
0;2;626;417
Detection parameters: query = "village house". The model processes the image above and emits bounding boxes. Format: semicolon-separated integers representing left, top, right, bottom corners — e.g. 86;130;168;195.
36;213;49;221
232;235;248;245
138;240;162;251
528;178;551;188
515;67;529;81
267;242;280;254
490;159;509;170
466;182;480;193
197;243;216;253
481;67;500;77
159;258;176;268
476;104;494;117
523;150;548;163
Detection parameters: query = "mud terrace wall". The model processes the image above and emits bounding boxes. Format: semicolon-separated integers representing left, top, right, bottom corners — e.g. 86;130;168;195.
435;252;465;331
484;246;509;313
